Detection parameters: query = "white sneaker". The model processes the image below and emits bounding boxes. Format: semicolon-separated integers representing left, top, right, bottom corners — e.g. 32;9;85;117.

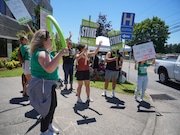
87;97;93;102
101;91;106;97
139;98;144;102
111;91;115;97
48;123;59;134
40;129;56;135
77;97;83;103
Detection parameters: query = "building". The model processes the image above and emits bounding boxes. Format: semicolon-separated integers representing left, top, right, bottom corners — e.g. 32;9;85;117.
0;0;52;58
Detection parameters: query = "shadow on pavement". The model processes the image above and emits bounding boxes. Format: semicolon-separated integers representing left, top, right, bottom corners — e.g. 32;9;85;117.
137;100;155;113
105;96;126;109
9;96;29;106
73;101;102;125
60;88;75;98
156;80;180;91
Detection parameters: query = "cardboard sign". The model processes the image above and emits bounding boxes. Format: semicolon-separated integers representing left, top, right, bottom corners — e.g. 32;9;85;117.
40;7;51;29
4;0;32;25
133;42;156;62
108;30;123;50
79;19;98;46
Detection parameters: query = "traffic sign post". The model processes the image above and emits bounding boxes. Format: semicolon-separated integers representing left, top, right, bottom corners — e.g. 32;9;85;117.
121;12;135;40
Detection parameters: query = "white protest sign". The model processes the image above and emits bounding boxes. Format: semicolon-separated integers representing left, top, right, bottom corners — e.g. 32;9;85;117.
4;0;32;25
133;41;156;62
40;7;51;29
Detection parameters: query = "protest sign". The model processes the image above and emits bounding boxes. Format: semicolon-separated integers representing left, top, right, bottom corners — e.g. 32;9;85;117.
133;41;156;62
40;7;51;29
4;0;32;25
108;30;122;50
79;19;98;46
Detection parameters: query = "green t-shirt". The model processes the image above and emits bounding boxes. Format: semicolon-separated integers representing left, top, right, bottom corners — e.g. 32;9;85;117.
31;49;59;80
137;63;150;76
20;44;31;60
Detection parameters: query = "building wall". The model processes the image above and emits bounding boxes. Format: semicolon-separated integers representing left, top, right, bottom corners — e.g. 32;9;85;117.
0;0;52;58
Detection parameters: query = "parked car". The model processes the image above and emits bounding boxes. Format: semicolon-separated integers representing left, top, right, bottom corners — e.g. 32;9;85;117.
154;55;180;83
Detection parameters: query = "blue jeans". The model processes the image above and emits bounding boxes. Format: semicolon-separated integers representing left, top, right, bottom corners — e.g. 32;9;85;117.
63;64;74;84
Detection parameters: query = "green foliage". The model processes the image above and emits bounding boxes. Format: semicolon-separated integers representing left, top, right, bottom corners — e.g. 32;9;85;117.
10;47;19;61
0;59;6;68
127;16;169;53
5;61;16;69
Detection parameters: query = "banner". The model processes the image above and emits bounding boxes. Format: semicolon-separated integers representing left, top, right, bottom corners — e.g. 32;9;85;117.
133;41;156;62
40;7;52;29
79;19;98;46
108;30;123;50
4;0;32;25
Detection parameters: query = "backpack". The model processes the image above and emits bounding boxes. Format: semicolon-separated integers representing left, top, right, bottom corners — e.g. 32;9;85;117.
17;48;24;64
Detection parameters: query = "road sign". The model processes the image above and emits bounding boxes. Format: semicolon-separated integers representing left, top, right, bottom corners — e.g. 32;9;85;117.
121;12;135;40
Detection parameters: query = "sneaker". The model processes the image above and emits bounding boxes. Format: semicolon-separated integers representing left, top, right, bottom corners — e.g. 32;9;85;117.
48;123;59;134
77;97;83;103
87;97;93;102
40;129;56;135
134;96;138;101
139;99;143;102
111;91;115;97
101;91;106;97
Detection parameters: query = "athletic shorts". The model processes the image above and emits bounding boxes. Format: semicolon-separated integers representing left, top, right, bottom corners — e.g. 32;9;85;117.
75;70;90;80
105;69;119;80
22;60;31;75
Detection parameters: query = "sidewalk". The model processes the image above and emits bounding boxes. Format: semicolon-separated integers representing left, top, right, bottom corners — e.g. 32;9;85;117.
0;74;156;135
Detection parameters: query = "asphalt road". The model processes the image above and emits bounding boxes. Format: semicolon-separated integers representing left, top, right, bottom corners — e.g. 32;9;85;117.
123;61;180;135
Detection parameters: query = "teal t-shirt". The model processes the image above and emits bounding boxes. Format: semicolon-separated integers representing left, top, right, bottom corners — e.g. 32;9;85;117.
20;44;31;60
31;49;59;80
137;63;150;76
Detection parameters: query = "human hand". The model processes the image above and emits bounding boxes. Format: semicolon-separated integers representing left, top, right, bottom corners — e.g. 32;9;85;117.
61;48;69;55
99;41;103;45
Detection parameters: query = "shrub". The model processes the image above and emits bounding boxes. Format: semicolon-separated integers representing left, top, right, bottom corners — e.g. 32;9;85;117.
0;59;6;68
10;47;19;61
12;60;20;68
5;61;15;69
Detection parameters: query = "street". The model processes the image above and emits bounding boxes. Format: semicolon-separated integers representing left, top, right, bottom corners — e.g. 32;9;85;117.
123;61;180;135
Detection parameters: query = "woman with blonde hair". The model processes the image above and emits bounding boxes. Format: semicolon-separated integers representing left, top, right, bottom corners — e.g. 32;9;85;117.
27;29;69;135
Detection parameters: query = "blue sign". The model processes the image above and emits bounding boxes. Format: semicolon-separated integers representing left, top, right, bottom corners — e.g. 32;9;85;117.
121;12;135;40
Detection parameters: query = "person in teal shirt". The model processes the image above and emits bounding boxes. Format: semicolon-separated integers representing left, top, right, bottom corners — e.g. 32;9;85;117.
134;58;155;102
19;36;31;97
28;29;68;135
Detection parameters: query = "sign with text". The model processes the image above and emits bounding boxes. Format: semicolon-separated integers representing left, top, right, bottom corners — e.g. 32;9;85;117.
79;19;98;46
121;12;135;40
40;7;51;29
133;42;156;62
108;30;123;50
4;0;32;25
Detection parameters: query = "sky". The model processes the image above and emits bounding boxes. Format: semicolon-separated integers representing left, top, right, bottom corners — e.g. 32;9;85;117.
51;0;180;45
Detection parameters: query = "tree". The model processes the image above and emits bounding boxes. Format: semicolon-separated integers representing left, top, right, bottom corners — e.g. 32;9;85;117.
96;13;113;37
127;17;169;53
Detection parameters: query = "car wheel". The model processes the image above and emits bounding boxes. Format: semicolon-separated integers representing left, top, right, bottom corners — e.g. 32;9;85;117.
159;70;168;83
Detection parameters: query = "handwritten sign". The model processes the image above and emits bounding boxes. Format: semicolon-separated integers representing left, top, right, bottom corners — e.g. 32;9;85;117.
4;0;32;25
40;7;51;29
133;41;156;62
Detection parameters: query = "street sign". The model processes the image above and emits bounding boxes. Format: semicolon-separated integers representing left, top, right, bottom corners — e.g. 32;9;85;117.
121;12;135;40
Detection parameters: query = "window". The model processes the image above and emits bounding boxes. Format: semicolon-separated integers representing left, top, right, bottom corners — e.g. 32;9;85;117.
0;0;6;15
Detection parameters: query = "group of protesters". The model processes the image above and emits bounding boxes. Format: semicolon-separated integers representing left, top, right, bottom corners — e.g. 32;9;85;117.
18;28;155;135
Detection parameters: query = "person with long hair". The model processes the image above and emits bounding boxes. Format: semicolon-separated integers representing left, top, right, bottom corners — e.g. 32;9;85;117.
27;29;69;135
75;41;102;103
18;36;31;96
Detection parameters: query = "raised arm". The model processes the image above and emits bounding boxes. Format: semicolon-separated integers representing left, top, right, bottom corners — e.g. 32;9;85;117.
88;41;102;57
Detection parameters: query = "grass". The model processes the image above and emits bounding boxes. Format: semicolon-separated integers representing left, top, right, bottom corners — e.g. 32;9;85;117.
89;79;136;95
0;67;23;77
0;67;136;95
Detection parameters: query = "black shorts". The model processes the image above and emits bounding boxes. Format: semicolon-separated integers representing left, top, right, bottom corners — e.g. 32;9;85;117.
76;70;90;80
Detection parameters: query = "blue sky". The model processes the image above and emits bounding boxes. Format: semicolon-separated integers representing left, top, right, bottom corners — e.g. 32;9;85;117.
51;0;180;45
